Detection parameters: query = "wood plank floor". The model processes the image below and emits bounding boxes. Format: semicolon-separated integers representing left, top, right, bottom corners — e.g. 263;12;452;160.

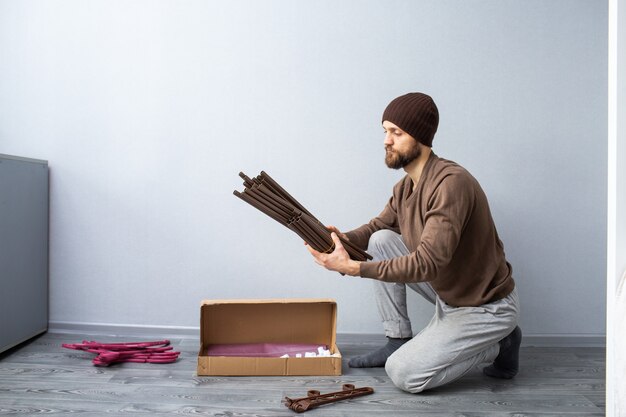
0;332;605;416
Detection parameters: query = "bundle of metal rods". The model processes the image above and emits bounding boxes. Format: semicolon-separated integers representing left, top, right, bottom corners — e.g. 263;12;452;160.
233;171;372;262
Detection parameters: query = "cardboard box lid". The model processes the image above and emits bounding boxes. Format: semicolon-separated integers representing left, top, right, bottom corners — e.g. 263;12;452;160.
200;298;337;348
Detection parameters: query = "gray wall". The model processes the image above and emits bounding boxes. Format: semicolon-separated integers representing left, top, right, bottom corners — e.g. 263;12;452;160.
617;0;626;289
608;0;626;411
0;0;607;340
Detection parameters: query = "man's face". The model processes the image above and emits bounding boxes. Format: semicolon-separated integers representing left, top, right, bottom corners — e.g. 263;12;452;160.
383;120;421;170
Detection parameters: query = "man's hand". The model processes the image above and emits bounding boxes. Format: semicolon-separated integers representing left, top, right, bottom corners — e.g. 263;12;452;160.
305;232;361;276
326;225;348;241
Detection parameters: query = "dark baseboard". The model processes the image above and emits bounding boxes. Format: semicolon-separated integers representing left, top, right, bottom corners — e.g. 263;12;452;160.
48;321;606;347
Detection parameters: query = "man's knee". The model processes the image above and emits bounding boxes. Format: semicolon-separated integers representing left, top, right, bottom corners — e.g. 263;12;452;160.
385;351;429;394
367;229;401;254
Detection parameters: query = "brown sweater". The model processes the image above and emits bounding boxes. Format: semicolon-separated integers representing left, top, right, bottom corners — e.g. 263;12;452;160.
345;153;515;307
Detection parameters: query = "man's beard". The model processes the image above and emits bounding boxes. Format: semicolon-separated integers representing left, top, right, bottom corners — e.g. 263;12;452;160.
385;141;421;169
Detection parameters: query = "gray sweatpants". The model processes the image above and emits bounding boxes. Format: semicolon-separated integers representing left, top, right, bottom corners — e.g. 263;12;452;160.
367;230;520;393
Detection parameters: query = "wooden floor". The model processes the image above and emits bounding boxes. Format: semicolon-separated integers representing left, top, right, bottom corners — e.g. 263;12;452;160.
0;332;605;416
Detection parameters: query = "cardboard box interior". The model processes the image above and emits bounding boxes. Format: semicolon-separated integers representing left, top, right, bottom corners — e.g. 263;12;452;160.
197;298;342;376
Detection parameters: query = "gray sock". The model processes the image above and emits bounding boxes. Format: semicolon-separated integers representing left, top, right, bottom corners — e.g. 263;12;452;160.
348;337;412;368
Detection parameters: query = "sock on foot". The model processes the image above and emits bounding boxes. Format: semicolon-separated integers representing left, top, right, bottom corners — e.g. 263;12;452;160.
483;326;522;379
348;336;412;368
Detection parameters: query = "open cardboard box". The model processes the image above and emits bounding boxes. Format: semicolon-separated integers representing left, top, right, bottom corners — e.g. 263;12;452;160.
197;298;342;376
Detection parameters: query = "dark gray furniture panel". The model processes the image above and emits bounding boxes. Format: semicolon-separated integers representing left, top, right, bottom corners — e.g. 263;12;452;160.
0;154;49;353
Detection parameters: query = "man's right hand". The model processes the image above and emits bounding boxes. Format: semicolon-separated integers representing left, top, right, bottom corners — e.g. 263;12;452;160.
305;232;361;276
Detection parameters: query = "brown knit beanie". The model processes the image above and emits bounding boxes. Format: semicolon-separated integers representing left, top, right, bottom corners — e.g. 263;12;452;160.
382;92;439;147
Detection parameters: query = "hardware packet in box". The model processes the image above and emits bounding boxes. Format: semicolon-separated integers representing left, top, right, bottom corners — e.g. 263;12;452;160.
197;298;342;376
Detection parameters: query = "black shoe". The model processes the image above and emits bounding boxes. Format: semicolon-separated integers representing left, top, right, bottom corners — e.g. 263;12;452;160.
483;326;522;379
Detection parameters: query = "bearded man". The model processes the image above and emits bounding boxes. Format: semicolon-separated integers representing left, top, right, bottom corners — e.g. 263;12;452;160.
306;92;522;393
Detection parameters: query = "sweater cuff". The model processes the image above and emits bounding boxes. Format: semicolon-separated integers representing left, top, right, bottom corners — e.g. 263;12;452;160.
359;261;380;279
344;230;368;251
